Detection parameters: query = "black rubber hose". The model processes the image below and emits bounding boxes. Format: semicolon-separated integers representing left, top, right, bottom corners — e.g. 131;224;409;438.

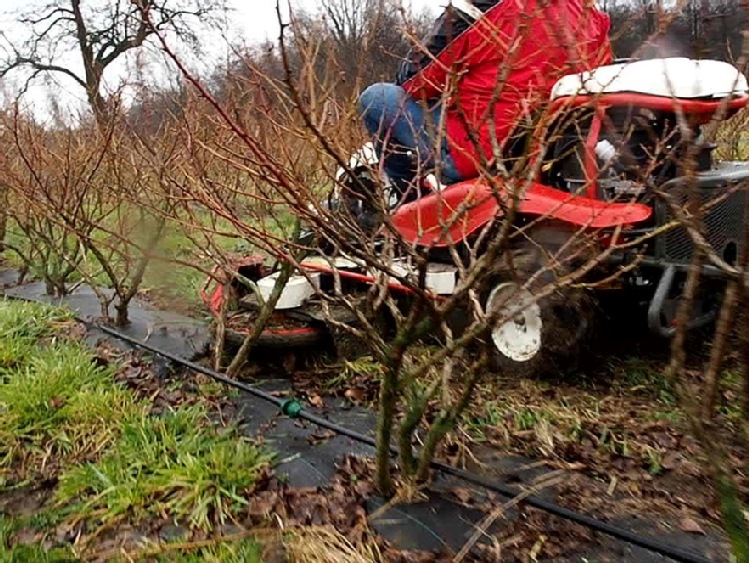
88;322;709;563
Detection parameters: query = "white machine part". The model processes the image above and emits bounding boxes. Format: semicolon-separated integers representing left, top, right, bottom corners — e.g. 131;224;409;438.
258;272;321;310
551;58;749;100
334;141;381;182
386;259;458;295
486;282;543;363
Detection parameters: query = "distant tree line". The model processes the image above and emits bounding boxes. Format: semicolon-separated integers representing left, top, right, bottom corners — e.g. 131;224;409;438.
607;0;747;60
121;0;747;136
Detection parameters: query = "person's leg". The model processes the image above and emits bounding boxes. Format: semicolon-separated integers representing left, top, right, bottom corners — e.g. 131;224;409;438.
358;83;440;199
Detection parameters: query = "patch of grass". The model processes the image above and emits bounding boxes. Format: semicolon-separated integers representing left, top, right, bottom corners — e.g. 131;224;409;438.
464;401;505;441
612;356;676;405
322;355;384;395
457;363;694;476
651;409;683;423
712;370;744;427
722;370;742;386
598;426;631;457
343;356;385;379
514;407;551;431
0;299;72;336
194;374;237;400
0;340;145;475
0;300;73;369
644;445;665;476
0;300;144;477
151;536;265;562
0;514;76;562
0;299;275;559
58;406;274;530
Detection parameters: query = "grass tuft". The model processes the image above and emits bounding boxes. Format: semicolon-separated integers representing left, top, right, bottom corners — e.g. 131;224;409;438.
284;526;381;563
0;304;144;477
58;406;274;530
0;514;76;562
132;534;266;562
156;539;264;562
0;300;73;370
0;299;274;557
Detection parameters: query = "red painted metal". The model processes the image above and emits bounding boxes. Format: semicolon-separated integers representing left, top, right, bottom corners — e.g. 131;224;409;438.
390;180;652;247
550;92;749;123
200;255;268;315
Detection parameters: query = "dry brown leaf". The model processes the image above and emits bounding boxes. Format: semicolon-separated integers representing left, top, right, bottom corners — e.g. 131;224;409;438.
344;388;366;403
307;430;336;446
679;517;705;534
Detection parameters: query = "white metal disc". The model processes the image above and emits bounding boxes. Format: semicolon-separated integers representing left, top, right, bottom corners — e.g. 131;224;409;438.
486;283;543;363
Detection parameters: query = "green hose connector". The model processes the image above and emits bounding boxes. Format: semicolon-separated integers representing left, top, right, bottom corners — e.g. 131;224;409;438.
281;399;302;418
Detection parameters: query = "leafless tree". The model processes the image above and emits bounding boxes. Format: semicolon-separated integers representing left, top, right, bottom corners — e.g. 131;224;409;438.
0;0;227;124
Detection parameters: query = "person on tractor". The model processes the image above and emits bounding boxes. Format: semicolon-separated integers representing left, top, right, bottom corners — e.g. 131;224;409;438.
357;0;613;205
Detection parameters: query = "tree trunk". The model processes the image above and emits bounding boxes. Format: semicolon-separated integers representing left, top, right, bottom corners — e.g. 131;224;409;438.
115;299;130;327
701;279;740;419
89;89;112;127
375;365;397;496
0;185;7;251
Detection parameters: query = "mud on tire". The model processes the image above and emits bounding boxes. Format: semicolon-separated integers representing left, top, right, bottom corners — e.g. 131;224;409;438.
482;224;598;378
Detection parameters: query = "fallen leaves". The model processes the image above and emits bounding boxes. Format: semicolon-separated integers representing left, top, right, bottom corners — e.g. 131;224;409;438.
679;517;706;535
308;394;324;408
307;430;336;446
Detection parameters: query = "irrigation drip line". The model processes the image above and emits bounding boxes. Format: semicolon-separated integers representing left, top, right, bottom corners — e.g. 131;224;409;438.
91;324;709;563
0;293;709;563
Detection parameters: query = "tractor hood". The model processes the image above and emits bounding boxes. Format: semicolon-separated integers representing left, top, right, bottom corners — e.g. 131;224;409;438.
551;58;749;100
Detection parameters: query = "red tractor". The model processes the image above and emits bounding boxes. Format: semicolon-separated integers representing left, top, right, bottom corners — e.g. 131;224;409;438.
203;57;749;374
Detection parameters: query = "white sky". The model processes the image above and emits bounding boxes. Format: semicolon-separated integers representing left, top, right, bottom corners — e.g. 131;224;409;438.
0;0;437;121
231;0;435;43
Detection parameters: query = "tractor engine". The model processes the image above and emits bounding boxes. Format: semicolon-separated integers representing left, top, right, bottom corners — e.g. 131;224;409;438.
543;105;712;203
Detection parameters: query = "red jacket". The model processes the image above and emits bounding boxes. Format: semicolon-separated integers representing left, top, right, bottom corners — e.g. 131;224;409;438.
399;0;612;179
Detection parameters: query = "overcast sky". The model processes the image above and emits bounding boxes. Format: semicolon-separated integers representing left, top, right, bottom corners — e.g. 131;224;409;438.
0;0;436;39
231;0;435;42
0;0;437;120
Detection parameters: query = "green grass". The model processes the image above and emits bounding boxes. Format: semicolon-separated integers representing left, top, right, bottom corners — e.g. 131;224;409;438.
152;537;264;562
0;300;144;477
457;364;691;474
0;299;274;559
0;333;145;477
0;514;77;562
612;356;676;406
58;406;273;530
0;300;73;368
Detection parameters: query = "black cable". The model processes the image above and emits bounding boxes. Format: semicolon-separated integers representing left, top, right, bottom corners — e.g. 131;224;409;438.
93;323;382;448
431;462;709;563
91;322;708;563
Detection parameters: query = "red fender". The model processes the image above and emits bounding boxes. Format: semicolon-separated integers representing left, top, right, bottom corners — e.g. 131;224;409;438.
390;179;652;247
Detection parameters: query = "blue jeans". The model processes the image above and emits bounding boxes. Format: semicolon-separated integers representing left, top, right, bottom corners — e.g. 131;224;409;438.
357;83;463;200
